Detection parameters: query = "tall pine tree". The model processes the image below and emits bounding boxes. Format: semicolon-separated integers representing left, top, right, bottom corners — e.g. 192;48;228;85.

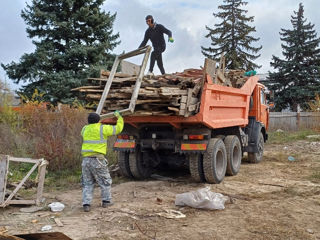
201;0;262;70
267;3;320;111
1;0;120;104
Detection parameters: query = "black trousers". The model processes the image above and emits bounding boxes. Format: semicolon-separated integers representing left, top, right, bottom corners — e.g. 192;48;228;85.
149;46;166;75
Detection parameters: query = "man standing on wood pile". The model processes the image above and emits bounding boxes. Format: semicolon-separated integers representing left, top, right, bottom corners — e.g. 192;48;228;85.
139;15;174;75
81;111;123;212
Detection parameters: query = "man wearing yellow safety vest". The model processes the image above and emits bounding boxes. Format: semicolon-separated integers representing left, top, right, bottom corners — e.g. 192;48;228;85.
81;111;123;212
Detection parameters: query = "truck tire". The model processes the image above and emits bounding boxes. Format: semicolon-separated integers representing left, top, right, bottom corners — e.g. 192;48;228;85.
118;152;133;178
188;153;205;182
203;138;227;184
129;146;152;179
224;135;242;176
248;132;264;163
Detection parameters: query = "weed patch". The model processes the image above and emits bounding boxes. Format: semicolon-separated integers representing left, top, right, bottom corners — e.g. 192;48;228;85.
268;129;319;144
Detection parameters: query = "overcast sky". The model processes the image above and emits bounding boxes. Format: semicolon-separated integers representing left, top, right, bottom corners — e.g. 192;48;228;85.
1;0;319;90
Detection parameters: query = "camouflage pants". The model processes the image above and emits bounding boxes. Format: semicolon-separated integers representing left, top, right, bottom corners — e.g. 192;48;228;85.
81;156;112;205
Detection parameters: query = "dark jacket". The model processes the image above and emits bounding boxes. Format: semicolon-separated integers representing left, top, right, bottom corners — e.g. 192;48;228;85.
139;23;172;50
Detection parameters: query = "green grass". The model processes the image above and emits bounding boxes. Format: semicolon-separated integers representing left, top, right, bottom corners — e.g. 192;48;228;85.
45;169;82;191
8;162;38;182
268;129;320;144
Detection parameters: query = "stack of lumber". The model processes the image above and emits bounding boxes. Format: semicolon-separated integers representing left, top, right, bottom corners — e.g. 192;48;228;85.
72;69;203;116
72;60;248;117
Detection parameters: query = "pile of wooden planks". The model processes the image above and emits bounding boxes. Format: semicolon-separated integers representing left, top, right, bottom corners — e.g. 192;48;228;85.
72;69;204;116
72;58;248;117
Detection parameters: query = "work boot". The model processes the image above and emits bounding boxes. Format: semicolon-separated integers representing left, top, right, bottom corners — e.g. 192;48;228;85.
102;201;114;208
83;204;90;212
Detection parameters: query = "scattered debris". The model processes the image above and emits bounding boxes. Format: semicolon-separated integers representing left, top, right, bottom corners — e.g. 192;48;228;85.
0;226;8;234
306;135;320;140
54;218;64;227
288;156;295;161
306;229;314;234
156;197;163;205
156;209;186;219
41;225;52;231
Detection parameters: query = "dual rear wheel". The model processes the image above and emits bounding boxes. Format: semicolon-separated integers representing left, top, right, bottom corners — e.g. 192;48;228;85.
117;145;152;180
188;135;242;184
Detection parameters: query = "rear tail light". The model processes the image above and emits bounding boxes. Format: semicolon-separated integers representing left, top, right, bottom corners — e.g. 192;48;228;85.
117;134;129;140
188;135;205;140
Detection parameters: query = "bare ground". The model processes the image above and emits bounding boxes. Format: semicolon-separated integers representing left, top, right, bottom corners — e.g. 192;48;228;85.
1;140;320;240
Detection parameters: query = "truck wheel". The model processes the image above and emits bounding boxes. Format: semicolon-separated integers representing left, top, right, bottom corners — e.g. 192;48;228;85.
118;152;133;178
224;135;242;176
188;153;205;182
129;146;152;179
203;138;227;184
248;132;264;163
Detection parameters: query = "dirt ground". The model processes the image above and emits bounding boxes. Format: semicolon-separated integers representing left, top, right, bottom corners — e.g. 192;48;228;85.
1;140;320;240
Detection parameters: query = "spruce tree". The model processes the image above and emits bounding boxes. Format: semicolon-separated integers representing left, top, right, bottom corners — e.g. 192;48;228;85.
1;0;120;104
201;0;262;70
267;3;320;111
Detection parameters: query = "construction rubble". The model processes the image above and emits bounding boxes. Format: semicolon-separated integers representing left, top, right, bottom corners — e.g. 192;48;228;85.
72;60;247;117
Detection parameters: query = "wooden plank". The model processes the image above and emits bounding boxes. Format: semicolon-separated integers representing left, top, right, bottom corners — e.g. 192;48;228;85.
184;88;193;117
190;97;199;105
7;200;36;205
168;107;179;113
0;155;9;204
100;70;133;78
188;103;198;112
8;157;41;164
203;58;216;81
36;159;48;206
181;96;187;103
54;218;64;227
71;86;102;91
79;89;104;93
216;69;226;83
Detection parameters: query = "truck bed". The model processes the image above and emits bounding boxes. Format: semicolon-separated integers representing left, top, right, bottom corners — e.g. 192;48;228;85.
102;75;259;129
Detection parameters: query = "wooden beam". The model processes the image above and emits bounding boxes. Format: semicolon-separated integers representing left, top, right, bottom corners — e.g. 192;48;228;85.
8;157;40;164
0;155;9;204
36;159;48;205
184;88;193;117
7;200;36;205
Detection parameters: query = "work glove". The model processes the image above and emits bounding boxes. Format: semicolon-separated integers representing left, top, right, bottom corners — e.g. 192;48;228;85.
114;110;121;118
244;70;257;76
168;37;174;43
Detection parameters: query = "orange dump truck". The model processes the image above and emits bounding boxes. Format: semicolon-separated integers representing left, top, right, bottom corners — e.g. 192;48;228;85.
101;72;269;184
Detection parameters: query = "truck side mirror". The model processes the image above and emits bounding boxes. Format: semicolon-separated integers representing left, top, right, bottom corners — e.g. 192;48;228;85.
268;102;275;109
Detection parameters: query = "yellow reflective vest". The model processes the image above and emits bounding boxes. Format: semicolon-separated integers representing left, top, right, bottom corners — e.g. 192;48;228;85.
81;116;124;157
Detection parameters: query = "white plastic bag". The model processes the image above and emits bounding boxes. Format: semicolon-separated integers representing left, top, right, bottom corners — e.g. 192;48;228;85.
48;202;65;212
175;187;227;210
41;225;52;231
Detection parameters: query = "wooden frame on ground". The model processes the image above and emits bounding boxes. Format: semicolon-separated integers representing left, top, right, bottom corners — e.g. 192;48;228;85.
0;155;48;207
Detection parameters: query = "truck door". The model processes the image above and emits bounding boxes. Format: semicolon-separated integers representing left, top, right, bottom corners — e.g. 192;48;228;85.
260;88;269;129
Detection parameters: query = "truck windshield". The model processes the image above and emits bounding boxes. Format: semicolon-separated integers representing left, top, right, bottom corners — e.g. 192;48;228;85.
260;89;266;105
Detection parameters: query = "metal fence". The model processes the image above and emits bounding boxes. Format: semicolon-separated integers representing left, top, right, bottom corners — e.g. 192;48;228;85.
269;112;320;131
